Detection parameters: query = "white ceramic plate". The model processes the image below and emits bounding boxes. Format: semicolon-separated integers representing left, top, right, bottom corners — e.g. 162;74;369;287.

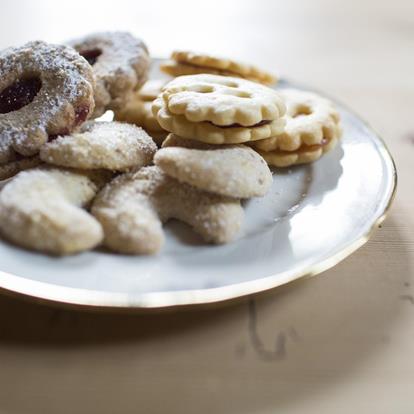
0;64;396;310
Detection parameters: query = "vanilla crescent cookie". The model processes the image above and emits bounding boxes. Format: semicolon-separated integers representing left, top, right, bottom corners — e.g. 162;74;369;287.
0;156;42;181
0;168;112;255
40;121;157;172
155;134;272;198
68;32;150;117
251;89;341;167
114;79;168;146
160;51;277;85
0;41;95;162
152;74;286;144
92;166;244;254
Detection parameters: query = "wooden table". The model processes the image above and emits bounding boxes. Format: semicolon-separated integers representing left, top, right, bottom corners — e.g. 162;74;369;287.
0;1;413;412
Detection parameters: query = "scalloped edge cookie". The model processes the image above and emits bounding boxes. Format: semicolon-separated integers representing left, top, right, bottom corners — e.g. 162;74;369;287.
160;51;277;85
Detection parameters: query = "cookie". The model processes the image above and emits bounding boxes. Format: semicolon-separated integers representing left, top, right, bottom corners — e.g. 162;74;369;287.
152;74;286;144
115;98;167;146
155;134;272;198
252;89;341;151
0;167;112;255
0;41;95;163
136;79;167;101
160;51;277;85
40;121;157;172
92;166;244;254
68;31;150;117
250;89;341;166
114;79;168;146
256;135;339;167
0;156;42;181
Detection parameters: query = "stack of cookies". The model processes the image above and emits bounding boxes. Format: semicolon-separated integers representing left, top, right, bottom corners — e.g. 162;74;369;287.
0;38;343;257
151;52;341;169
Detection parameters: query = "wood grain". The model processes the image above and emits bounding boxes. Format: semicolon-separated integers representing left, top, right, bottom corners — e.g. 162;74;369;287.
0;0;413;413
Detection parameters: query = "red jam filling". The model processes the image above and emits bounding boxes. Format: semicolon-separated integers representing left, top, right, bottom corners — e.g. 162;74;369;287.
80;49;102;66
74;106;90;125
0;77;42;114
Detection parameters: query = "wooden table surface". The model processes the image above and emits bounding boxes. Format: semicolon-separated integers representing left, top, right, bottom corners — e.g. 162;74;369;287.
0;1;413;413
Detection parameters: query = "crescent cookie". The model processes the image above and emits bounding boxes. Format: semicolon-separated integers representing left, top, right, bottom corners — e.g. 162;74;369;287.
0;41;95;163
114;79;168;146
40;121;157;172
152;74;286;144
68;32;150;117
160;51;277;85
251;89;341;167
0;167;112;255
156;134;272;198
92;166;244;255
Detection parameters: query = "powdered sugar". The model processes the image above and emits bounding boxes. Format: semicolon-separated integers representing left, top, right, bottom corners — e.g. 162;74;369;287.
0;41;95;159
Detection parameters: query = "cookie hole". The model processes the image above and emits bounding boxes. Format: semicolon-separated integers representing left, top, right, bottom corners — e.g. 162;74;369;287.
80;48;102;66
191;85;215;94
220;80;239;88
0;77;42;114
292;105;312;118
235;91;251;98
222;89;252;98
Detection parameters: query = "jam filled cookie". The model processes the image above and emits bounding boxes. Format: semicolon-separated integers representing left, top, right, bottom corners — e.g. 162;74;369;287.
68;32;150;117
155;134;272;198
0;167;113;255
160;51;277;85
92;166;244;255
40;121;157;172
114;79;168;146
251;89;341;167
0;41;95;162
152;74;286;144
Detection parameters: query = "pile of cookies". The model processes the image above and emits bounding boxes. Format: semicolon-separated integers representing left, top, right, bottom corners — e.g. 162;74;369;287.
0;32;342;256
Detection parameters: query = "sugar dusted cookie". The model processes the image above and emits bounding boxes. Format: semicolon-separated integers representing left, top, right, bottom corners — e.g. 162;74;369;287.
0;167;112;255
40;121;157;172
160;51;277;85
0;41;95;162
92;166;244;254
152;74;286;144
155;134;272;198
251;89;341;167
0;156;42;181
68;32;150;117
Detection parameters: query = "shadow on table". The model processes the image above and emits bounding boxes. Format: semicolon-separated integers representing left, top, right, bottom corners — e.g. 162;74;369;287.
0;215;410;414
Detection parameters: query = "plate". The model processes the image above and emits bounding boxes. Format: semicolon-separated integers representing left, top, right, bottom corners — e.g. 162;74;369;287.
0;62;397;310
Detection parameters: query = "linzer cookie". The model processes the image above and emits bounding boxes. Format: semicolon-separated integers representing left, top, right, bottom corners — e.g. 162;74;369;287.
152;74;286;144
0;41;95;163
114;79;168;146
160;51;277;85
251;89;341;167
68;31;150;117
